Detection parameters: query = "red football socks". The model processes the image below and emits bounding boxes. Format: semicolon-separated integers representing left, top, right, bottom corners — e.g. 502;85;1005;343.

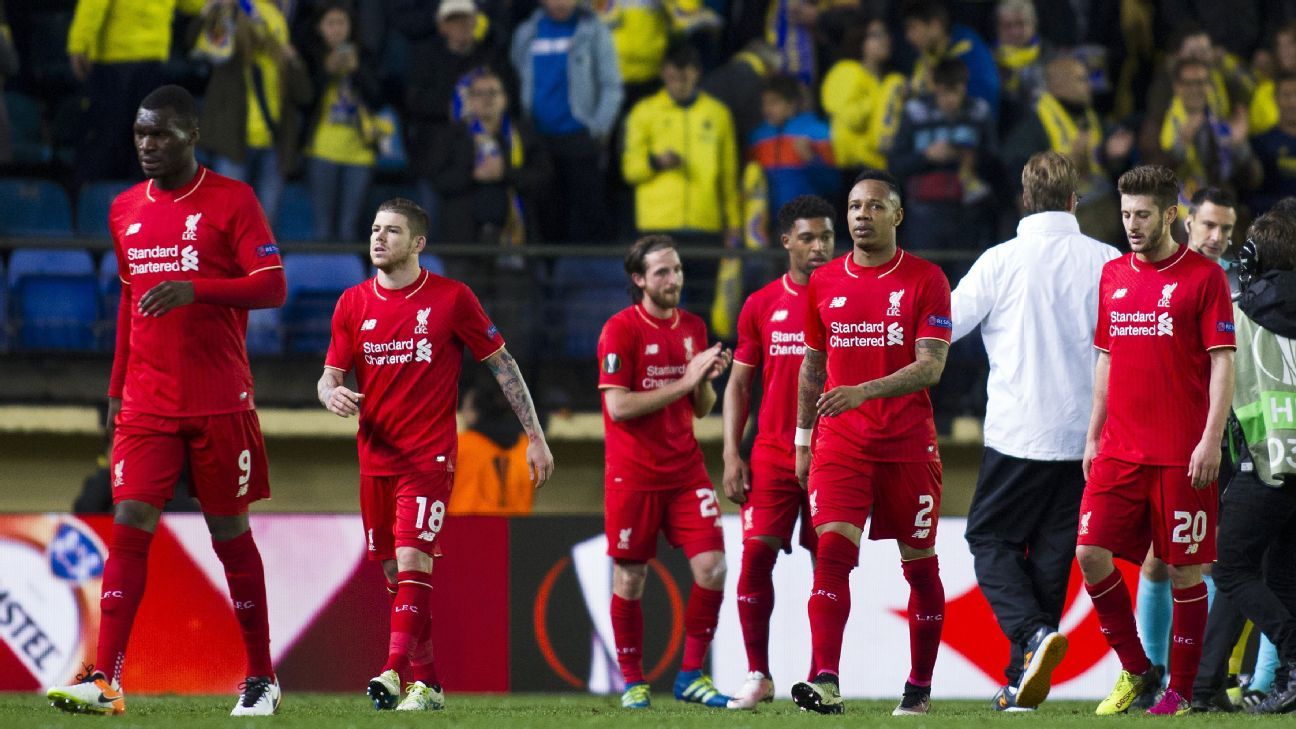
212;530;274;679
383;570;432;675
96;524;154;685
407;616;440;686
1169;582;1209;699
807;531;858;678
610;594;645;684
1085;568;1152;675
737;540;778;676
681;583;724;672
902;555;945;686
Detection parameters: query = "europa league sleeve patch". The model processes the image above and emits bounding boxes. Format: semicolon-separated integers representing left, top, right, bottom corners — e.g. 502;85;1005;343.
602;353;621;374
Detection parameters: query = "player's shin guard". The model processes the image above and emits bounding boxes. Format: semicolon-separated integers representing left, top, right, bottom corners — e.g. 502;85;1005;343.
1168;582;1209;700
97;524;154;685
682;584;724;672
611;594;645;684
807;532;858;678
1086;569;1152;675
737;541;778;676
212;530;274;678
902;555;944;686
384;571;433;674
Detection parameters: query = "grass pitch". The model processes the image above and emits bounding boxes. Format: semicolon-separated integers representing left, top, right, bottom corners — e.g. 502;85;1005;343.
5;693;1296;728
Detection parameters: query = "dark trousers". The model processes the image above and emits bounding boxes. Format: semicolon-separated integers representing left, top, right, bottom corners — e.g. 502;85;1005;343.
1193;589;1250;699
964;447;1085;684
77;61;165;183
538;131;608;244
1213;471;1296;663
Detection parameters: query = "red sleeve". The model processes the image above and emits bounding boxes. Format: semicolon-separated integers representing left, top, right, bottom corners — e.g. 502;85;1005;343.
732;292;763;368
452;283;506;360
914;266;953;342
324;289;355;372
1094;266;1112;352
803;273;825;351
597;315;636;389
231;184;282;276
108;284;131;398
1199;264;1236;350
191;267;287;308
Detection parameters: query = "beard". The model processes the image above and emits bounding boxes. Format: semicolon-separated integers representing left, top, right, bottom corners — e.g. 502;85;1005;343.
373;245;417;272
1129;217;1166;252
644;287;680;310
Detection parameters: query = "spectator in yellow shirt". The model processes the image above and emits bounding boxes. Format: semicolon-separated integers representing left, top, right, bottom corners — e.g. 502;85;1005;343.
67;0;205;182
1249;22;1296;136
820;18;907;175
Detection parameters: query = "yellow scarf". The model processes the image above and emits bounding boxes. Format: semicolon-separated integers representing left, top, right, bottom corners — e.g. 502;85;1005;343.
1159;96;1214;212
1036;93;1102;175
912;38;972;95
996;43;1040;95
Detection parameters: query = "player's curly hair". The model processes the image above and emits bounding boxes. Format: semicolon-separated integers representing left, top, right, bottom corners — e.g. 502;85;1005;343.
777;195;836;235
1246;212;1296;273
1117;165;1181;214
624;234;676;301
377;198;429;240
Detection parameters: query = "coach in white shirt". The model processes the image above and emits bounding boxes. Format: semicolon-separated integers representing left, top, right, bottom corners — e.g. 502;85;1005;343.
951;151;1119;711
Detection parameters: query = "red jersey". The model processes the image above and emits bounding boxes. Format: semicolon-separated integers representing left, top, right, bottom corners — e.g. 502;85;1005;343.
325;269;505;476
733;273;808;463
804;250;952;462
1094;245;1235;465
110;166;282;417
597;304;712;489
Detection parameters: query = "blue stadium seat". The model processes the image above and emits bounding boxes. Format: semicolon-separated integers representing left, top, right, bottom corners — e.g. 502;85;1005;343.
276;183;316;241
550;258;627;360
419;252;446;277
13;276;100;350
282;253;366;353
5;92;52;165
7;248;99;350
99;252;121;351
77;181;134;237
0;179;74;237
246;307;283;356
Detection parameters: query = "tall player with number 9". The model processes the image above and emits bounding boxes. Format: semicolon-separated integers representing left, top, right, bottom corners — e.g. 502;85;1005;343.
318;198;553;711
598;235;734;709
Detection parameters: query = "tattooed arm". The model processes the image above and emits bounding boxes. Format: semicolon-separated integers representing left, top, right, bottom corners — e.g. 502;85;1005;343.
815;339;949;416
484;347;554;487
794;347;828;488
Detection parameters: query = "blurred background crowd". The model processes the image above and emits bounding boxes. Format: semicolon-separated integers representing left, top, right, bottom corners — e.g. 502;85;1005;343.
3;0;1296;430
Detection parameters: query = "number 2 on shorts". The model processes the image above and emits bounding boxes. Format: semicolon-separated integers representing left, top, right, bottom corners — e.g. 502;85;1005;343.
914;494;934;528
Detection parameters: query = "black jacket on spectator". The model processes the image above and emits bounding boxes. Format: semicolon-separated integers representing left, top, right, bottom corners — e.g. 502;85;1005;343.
440;115;553;244
889;94;1001;204
700;52;768;157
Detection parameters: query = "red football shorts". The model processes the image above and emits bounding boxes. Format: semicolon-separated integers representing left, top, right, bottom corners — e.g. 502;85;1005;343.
742;448;816;554
360;471;453;561
1077;454;1217;566
604;478;726;561
111;409;270;516
808;454;942;550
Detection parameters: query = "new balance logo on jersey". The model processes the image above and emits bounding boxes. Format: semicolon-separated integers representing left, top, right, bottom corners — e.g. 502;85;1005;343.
912;528;930;539
886;322;904;346
126;223;141;236
418;531;436;542
1185;543;1199;555
361;319;377;331
617;528;632;551
112;460;124;489
414;307;430;334
1157;282;1178;307
1157;312;1174;336
182;213;202;241
1113;288;1128;299
416;338;432;363
644;344;659;355
887;289;905;316
1079;511;1091;536
770;309;789;322
829;296;847;308
180;245;199;271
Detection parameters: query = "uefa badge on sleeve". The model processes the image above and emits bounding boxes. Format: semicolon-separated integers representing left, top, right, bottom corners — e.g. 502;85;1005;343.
602;353;621;374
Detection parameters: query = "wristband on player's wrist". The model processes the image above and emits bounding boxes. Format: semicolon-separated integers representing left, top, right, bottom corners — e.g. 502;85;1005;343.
794;427;813;447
